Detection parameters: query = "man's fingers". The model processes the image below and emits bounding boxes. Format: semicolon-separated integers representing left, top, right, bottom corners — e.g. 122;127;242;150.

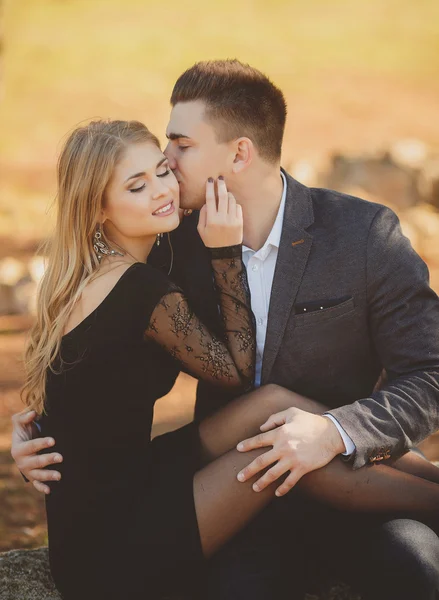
12;410;36;426
33;480;51;495
217;177;229;214
252;460;291;492
24;437;56;457
275;470;304;497
29;468;61;482
237;449;278;483
260;411;288;431
20;451;63;472
237;431;273;452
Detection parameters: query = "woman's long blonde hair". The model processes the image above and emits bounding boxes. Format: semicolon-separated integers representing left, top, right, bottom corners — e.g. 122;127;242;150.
22;119;160;414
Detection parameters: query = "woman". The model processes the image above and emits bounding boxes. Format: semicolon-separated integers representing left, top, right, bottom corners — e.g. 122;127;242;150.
17;120;439;599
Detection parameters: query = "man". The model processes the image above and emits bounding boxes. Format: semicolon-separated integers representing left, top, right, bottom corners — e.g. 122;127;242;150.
12;60;439;599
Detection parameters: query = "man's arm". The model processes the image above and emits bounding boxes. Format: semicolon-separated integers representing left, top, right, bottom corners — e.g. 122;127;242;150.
329;206;439;469
11;411;63;494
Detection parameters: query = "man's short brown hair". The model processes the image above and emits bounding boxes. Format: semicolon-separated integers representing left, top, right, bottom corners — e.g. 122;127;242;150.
170;59;287;164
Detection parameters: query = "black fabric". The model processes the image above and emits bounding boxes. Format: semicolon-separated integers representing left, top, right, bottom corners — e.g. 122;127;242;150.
39;256;255;599
206;495;439;600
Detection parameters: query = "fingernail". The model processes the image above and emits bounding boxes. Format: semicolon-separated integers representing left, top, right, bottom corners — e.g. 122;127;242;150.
237;443;244;451
218;175;224;181
208;177;214;183
275;490;281;497
47;438;55;446
253;483;260;492
54;474;61;481
54;455;63;463
237;472;245;481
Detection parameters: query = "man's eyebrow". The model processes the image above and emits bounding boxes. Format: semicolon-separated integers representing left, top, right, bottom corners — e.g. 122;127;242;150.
166;133;190;141
124;158;168;183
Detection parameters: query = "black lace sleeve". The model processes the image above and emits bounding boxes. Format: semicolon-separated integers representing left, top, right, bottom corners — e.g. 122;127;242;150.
144;245;256;391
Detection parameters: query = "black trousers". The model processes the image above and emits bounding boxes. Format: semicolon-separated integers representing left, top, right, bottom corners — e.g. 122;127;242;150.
204;491;439;600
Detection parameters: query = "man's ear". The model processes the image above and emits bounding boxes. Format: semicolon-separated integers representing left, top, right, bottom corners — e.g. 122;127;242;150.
231;137;254;174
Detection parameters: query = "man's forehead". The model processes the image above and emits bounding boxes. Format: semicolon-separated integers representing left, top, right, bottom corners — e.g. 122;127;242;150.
166;100;209;139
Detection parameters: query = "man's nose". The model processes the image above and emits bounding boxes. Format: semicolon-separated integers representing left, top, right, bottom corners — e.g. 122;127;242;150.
164;143;177;170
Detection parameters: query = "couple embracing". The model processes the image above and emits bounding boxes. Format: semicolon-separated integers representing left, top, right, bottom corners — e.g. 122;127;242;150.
11;60;439;599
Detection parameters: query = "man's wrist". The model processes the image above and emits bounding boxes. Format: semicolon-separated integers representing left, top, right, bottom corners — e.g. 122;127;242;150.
323;415;346;455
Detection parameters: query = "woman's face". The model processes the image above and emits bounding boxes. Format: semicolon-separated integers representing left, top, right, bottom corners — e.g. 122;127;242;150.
102;142;180;240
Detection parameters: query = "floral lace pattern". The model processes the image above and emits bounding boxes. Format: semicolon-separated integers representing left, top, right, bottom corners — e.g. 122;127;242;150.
144;249;256;391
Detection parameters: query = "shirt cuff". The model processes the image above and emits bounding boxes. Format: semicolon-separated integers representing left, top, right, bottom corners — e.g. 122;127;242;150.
323;413;356;456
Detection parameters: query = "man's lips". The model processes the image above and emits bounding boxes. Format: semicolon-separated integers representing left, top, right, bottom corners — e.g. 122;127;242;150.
152;200;175;217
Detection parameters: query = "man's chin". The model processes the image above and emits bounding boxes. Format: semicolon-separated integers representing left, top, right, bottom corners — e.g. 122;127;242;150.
179;194;204;211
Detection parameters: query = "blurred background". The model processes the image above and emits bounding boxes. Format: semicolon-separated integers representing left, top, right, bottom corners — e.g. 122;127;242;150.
1;0;438;552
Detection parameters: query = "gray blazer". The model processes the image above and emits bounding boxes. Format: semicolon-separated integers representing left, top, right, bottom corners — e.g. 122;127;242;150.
260;170;439;469
168;170;439;470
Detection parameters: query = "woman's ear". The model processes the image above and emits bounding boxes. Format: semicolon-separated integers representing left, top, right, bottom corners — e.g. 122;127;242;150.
99;208;107;224
231;138;253;174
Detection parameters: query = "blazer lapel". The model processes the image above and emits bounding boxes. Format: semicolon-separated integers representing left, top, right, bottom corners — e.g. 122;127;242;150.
261;171;314;383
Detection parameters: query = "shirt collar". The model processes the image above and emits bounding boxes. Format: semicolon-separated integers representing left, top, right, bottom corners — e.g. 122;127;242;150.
243;171;287;260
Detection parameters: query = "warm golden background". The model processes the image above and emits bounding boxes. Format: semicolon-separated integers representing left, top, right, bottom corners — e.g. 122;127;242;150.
1;0;439;551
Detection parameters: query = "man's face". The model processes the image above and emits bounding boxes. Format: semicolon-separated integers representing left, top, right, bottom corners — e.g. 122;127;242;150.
164;100;231;210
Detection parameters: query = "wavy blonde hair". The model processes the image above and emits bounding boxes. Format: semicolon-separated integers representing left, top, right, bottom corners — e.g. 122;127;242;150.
22;119;160;414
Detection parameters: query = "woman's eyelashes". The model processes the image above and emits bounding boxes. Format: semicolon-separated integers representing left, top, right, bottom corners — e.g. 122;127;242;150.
129;169;171;192
130;183;146;193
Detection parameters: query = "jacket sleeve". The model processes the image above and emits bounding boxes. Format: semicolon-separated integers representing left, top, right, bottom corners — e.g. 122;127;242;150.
329;206;439;469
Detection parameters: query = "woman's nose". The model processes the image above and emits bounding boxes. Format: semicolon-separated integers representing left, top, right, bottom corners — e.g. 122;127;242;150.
151;176;171;200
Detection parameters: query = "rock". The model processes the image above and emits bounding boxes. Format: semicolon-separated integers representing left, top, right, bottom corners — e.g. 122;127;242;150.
403;204;439;265
0;548;59;600
324;152;421;210
0;547;360;600
0;258;28;287
418;157;439;210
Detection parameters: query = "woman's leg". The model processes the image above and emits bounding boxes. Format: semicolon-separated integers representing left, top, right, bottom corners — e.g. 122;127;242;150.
193;384;439;557
197;383;439;483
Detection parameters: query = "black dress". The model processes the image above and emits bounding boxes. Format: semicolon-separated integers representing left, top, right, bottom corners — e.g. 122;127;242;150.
39;245;255;600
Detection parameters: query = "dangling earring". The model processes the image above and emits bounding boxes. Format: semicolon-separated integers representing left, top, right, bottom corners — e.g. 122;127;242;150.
93;224;124;262
183;209;193;217
156;233;164;246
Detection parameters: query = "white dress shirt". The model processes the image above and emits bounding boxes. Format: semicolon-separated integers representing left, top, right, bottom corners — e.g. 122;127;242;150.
241;172;355;456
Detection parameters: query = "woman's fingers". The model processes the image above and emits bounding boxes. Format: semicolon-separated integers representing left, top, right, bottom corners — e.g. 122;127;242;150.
217;177;229;214
236;202;242;222
237;448;278;483
197;204;207;233
205;178;216;221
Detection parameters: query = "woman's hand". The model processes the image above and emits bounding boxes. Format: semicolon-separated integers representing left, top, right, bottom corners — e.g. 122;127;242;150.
197;177;243;248
11;410;63;494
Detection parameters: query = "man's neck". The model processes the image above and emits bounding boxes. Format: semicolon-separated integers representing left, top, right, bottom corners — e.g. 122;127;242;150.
233;167;284;252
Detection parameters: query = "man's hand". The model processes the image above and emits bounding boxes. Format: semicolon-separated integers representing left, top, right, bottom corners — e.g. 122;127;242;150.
11;411;63;494
236;407;345;497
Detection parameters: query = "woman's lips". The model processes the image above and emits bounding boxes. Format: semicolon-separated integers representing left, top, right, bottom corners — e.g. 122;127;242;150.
152;200;175;217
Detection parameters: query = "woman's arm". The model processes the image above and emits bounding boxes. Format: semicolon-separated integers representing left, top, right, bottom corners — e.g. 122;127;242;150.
144;246;256;391
145;178;256;392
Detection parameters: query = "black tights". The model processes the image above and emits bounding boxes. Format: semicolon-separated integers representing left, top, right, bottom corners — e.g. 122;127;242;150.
192;384;439;559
